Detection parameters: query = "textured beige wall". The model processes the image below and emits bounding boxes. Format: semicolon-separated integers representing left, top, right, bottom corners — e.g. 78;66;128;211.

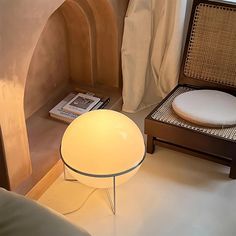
0;0;65;189
24;9;69;119
24;0;129;118
60;0;129;87
61;0;94;85
84;0;129;87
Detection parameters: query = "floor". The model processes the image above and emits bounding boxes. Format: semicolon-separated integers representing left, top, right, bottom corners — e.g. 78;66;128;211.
38;106;236;236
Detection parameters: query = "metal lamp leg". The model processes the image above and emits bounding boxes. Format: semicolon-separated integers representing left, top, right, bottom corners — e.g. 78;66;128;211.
106;176;116;215
64;164;117;214
63;164;77;182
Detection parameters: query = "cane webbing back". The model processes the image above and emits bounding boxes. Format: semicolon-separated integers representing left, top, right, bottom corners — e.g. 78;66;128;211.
184;2;236;88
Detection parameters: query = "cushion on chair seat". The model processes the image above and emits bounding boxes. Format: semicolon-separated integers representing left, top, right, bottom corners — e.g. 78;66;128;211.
172;90;236;127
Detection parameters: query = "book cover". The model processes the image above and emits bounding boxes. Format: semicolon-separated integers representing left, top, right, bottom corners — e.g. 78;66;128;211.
49;92;79;123
49;91;110;123
63;93;101;115
74;88;110;109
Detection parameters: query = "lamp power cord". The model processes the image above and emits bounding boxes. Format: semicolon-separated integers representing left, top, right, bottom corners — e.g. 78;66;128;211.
62;188;97;215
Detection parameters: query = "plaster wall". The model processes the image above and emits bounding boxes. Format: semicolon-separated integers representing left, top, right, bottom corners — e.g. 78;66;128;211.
24;0;130;118
24;9;69;119
0;0;65;189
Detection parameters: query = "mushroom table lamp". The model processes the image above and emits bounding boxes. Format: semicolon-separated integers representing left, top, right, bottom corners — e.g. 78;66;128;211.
60;109;146;214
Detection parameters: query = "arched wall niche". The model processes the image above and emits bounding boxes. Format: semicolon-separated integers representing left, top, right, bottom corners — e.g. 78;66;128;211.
0;0;129;195
0;0;65;192
24;0;128;118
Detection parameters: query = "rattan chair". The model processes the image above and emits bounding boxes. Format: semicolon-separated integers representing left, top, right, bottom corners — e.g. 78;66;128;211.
145;0;236;178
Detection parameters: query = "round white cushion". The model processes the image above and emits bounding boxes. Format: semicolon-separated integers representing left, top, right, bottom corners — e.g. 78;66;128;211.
172;90;236;127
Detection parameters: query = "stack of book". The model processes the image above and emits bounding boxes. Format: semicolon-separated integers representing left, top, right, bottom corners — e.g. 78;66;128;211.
49;91;110;123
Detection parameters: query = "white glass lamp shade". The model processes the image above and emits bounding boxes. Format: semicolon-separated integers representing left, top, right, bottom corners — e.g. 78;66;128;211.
61;110;145;188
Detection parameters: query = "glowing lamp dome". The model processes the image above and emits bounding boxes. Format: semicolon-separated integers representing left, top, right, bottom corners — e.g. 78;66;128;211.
61;109;145;188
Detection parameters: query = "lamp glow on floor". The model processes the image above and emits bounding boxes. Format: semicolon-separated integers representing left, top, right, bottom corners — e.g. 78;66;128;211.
60;110;145;214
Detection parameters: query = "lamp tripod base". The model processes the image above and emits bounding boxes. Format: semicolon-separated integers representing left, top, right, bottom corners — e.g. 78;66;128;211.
63;165;117;215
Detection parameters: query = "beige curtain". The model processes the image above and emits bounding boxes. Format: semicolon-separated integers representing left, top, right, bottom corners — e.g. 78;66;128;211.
121;0;193;112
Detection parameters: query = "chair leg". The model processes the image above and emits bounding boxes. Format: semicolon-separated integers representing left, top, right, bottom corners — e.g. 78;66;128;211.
229;158;236;179
147;135;155;154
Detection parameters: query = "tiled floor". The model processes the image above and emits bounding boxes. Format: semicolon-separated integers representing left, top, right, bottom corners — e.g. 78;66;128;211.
38;106;236;236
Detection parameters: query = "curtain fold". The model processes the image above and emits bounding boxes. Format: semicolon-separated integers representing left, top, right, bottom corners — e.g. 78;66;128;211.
121;0;193;113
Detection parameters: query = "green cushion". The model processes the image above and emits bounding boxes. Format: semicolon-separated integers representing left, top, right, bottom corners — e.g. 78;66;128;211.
0;188;90;236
